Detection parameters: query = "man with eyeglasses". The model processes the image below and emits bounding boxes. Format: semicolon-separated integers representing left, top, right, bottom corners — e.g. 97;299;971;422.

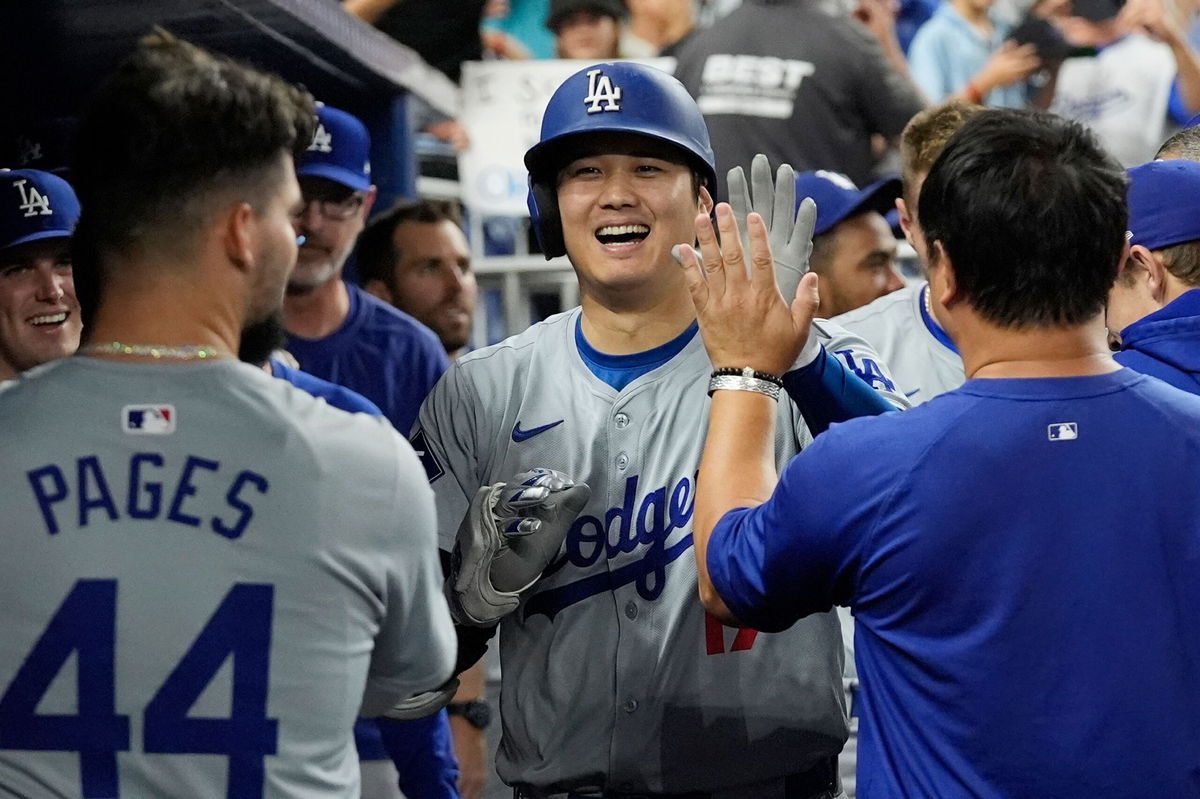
283;104;459;799
284;103;450;437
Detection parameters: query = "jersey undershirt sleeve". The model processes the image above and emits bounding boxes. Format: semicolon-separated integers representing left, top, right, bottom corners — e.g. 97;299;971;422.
706;419;891;631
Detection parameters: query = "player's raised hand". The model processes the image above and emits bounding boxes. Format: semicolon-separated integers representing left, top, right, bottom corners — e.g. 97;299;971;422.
678;201;820;378
448;468;590;627
727;154;814;304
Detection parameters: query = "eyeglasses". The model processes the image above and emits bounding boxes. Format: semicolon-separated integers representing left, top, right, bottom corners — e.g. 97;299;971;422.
293;193;365;221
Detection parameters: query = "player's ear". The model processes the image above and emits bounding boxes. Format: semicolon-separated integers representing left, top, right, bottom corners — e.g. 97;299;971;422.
362;278;394;304
698;184;714;216
931;241;960;307
895;197;915;246
1128;245;1166;301
223;202;256;274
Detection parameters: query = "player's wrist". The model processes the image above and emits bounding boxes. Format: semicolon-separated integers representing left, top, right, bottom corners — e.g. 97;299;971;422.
708;368;784;400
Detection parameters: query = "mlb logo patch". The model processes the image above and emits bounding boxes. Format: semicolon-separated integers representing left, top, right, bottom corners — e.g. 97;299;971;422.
123;404;176;435
1047;422;1078;441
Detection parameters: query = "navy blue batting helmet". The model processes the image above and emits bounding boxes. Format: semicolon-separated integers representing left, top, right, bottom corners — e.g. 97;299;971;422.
524;62;716;260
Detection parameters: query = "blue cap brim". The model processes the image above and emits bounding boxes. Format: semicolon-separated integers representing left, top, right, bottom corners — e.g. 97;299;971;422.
1;228;73;252
296;162;371;193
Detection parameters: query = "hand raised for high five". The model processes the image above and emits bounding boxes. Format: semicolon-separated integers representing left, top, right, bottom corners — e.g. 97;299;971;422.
676;201;821;378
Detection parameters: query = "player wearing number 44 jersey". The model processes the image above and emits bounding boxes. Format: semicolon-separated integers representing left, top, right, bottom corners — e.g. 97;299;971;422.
416;62;907;798
0;34;455;798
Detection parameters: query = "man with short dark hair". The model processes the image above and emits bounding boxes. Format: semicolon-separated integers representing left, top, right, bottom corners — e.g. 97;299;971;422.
0;169;81;382
1155;121;1200;159
358;200;477;361
795;170;904;319
0;33;455;796
1106;159;1200;393
684;108;1200;796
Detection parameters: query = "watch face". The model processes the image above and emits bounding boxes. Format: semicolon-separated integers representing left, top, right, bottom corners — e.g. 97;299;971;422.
451;700;492;729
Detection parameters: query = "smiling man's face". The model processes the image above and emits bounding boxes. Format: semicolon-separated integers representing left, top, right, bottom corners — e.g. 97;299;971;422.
0;237;81;380
556;133;705;298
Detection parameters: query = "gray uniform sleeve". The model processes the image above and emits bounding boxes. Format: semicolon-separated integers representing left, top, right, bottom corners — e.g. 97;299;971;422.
812;319;911;410
413;362;483;553
361;432;457;717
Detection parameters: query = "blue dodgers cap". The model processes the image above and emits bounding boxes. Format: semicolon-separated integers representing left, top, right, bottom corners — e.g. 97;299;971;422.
1127;160;1200;251
794;171;902;237
296;105;372;192
0;169;80;251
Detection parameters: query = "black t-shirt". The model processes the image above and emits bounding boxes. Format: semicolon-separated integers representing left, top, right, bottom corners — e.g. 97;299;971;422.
371;0;487;83
672;0;925;191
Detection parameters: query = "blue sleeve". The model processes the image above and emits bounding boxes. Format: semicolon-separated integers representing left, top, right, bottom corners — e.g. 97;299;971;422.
706;422;888;631
375;712;461;799
782;346;897;437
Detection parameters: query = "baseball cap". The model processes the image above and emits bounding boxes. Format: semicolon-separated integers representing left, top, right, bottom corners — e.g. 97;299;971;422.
547;0;627;31
0;169;80;251
296;105;372;192
1127;160;1200;251
794;171;902;237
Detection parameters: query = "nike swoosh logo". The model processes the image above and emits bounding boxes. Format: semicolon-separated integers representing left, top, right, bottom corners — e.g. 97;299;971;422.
904;389;921;398
512;419;564;442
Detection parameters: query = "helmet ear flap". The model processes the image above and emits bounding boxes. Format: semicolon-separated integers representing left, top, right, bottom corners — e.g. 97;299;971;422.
528;178;566;260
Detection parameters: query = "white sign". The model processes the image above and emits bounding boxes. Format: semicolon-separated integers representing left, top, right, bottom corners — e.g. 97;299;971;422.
458;58;676;217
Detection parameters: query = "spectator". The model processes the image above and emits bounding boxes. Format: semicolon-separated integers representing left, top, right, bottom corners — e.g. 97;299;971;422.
672;0;925;191
547;0;627;59
1050;0;1200;164
624;0;696;56
907;0;1042;107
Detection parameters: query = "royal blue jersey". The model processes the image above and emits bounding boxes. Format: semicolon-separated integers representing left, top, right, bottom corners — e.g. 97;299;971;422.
286;283;449;436
709;369;1200;797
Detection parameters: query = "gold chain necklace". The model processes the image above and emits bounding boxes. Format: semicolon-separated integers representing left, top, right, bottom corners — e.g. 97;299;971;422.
78;341;224;360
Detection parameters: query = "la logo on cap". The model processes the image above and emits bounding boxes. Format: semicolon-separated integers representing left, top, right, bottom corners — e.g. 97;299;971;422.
815;170;857;191
584;68;622;114
309;123;333;153
13;179;52;218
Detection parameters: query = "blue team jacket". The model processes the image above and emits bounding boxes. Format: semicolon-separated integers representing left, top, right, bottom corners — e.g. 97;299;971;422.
1115;288;1200;395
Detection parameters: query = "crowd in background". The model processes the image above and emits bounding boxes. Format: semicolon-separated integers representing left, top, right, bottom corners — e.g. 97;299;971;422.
2;1;1200;798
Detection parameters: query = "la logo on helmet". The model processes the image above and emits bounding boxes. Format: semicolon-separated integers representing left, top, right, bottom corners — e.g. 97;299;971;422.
584;69;622;114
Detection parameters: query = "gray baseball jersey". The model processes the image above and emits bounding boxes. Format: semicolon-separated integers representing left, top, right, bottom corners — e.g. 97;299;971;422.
415;308;903;794
0;357;455;799
831;282;965;405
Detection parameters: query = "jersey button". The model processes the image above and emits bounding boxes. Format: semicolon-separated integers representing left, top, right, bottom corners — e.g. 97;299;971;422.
616;452;629;470
624;601;638;620
614;413;629;429
623;698;638;713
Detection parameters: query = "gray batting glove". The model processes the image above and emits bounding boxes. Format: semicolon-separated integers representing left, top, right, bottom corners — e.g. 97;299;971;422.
382;677;461;721
448;468;590;627
727;153;818;305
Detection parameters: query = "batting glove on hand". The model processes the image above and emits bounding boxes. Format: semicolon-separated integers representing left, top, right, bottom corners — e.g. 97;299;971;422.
449;468;590;627
727;153;818;306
